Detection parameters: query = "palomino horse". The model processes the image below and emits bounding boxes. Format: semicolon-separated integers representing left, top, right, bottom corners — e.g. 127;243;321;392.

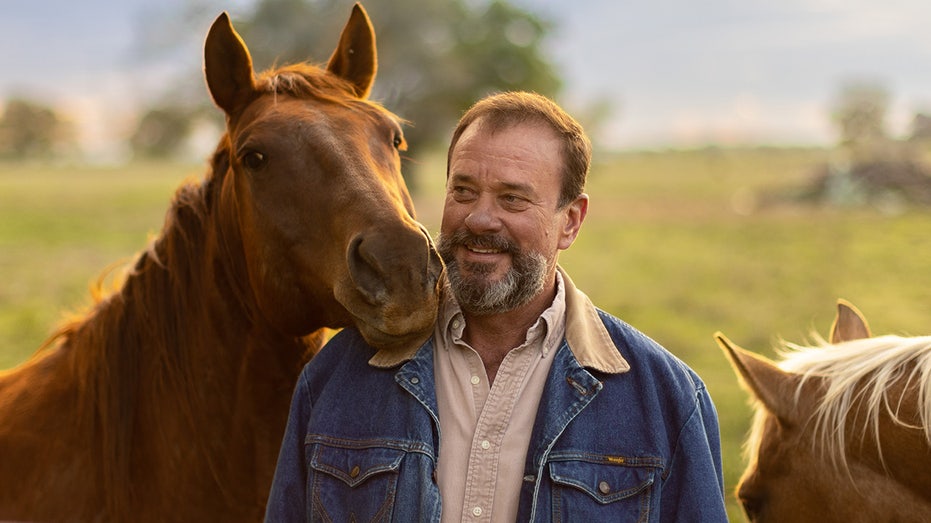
0;4;442;522
716;300;931;522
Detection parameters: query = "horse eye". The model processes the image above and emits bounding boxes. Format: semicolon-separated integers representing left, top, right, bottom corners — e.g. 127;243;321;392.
242;150;266;170
392;132;404;150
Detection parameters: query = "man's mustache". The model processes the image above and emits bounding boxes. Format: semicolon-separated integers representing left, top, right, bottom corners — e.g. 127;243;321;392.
440;230;517;255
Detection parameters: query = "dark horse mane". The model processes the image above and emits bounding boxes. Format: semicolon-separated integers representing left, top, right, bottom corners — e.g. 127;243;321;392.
38;174;219;515
33;61;358;517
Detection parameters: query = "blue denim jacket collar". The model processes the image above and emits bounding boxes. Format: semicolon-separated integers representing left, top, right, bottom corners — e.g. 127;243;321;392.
394;337;440;426
368;266;630;375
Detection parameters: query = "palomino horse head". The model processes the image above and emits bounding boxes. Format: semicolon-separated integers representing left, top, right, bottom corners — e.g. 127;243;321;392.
204;4;442;351
716;300;931;522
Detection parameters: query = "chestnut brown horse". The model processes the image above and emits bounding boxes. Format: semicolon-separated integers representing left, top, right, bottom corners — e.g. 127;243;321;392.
716;300;931;522
0;4;442;522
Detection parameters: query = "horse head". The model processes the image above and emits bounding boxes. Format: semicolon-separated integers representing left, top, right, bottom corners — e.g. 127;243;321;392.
203;4;443;353
716;300;931;522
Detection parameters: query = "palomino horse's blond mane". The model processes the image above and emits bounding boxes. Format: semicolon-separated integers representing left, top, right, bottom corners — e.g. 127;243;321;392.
719;300;931;520
752;333;931;471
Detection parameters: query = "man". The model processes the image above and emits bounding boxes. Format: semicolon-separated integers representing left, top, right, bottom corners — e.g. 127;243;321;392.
265;92;727;522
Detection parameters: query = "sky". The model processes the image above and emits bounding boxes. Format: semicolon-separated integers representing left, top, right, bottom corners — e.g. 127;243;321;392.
3;0;931;158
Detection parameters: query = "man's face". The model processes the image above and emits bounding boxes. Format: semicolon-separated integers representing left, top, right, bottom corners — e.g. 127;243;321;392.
437;120;586;315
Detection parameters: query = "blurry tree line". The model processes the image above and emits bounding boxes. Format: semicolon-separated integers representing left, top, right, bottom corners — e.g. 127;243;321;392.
2;0;565;169
0;98;75;159
131;0;562;170
12;74;929;162
815;80;931;208
5;0;931;177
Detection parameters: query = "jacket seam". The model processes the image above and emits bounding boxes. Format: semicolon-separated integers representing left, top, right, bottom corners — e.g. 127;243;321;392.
661;385;706;482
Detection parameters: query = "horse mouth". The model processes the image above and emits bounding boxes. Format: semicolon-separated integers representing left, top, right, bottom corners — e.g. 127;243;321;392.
337;224;444;352
356;318;436;353
342;266;443;351
332;272;441;352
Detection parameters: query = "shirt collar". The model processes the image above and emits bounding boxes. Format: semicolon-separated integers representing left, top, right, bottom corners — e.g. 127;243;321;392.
368;266;629;374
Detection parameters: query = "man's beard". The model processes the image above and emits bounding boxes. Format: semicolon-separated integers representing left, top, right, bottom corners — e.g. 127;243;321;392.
436;230;548;315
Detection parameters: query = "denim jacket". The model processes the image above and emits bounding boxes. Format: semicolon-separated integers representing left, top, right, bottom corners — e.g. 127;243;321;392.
265;272;727;522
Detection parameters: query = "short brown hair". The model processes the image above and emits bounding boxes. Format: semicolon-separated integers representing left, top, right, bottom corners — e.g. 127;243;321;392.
446;91;591;209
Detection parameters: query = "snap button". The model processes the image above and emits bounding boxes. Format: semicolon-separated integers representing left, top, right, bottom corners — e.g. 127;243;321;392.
350;465;361;478
410;376;420;384
598;480;610;494
470;375;480;385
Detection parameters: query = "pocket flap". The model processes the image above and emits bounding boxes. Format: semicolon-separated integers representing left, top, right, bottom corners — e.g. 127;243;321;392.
310;445;405;488
549;460;655;504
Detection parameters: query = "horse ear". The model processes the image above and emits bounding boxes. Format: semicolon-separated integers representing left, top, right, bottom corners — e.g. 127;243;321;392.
830;299;871;343
715;332;807;424
326;3;377;99
204;12;256;116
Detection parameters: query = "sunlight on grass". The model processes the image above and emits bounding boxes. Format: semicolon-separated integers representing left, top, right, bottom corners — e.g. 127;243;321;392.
2;150;929;521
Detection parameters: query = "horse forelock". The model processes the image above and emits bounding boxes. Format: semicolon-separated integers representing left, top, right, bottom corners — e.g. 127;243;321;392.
253;63;402;125
762;334;931;472
257;63;357;105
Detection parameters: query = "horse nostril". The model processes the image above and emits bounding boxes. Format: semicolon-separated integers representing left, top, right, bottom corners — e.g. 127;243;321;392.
347;235;387;305
738;488;764;521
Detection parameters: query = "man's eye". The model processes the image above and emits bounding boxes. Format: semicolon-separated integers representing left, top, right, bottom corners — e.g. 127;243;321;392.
502;194;529;208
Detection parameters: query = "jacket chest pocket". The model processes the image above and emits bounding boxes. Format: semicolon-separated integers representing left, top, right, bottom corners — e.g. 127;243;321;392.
548;460;657;522
307;443;405;522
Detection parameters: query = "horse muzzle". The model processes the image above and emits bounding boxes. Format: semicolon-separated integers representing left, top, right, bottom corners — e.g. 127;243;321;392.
341;222;444;350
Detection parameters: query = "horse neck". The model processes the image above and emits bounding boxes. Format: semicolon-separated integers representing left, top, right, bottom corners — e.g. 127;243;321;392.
61;175;314;517
128;175;312;417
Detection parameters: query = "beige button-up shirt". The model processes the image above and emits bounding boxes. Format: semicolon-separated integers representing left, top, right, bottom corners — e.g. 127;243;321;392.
433;272;567;522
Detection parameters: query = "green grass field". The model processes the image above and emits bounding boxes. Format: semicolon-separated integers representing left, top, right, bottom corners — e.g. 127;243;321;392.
2;149;929;520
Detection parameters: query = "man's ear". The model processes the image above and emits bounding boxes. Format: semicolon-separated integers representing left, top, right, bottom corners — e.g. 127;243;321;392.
558;194;588;250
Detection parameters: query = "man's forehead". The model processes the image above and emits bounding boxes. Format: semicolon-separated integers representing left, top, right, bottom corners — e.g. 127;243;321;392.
448;170;533;190
470;115;555;137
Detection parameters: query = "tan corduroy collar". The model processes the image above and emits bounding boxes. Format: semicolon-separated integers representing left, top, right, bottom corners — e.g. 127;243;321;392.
368;266;630;374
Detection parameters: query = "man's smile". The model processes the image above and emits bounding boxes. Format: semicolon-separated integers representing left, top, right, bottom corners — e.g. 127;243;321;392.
465;244;505;254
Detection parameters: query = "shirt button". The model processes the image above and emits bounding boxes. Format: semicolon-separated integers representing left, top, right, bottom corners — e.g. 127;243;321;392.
480;440;490;450
452;319;462;329
470;375;480;385
472;506;483;517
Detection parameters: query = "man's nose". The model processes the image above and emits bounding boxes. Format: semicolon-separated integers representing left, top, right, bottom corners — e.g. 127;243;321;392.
463;198;502;233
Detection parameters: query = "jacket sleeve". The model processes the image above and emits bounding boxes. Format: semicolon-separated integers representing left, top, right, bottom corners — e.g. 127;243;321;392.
264;369;313;522
660;384;728;522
